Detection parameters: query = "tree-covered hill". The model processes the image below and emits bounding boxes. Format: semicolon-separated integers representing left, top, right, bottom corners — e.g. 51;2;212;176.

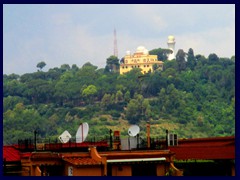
3;49;235;145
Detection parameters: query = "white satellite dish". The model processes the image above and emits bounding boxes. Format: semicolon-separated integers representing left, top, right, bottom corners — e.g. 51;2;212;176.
58;130;72;143
76;122;89;143
128;125;140;137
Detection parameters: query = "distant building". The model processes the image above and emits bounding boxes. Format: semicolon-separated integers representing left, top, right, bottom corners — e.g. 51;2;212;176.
120;46;163;75
167;35;176;60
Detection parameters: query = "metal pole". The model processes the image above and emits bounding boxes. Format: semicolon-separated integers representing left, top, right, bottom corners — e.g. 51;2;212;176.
128;136;130;150
34;130;37;151
82;123;83;143
137;134;139;149
147;121;150;149
109;129;112;150
166;129;168;149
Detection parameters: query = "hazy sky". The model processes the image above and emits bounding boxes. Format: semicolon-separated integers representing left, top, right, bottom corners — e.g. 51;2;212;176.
3;4;235;75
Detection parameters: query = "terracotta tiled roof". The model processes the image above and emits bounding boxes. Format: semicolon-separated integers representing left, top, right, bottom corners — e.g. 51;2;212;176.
3;146;21;162
63;157;102;166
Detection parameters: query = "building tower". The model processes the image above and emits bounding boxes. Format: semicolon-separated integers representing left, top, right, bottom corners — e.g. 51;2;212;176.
114;28;118;57
167;35;176;60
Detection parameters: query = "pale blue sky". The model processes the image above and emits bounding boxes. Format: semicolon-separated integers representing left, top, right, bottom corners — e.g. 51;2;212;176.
3;4;235;75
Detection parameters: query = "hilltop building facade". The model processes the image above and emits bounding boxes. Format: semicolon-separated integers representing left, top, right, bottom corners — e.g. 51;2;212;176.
120;46;163;75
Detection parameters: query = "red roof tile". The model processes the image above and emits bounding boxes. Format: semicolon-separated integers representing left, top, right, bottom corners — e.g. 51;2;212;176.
3;146;21;162
63;157;102;166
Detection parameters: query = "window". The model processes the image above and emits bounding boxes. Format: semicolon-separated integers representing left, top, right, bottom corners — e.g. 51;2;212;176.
168;134;178;146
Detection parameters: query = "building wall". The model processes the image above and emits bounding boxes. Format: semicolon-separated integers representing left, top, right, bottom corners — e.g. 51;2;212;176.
111;165;132;176
11;146;183;176
31;166;41;176
120;53;163;74
64;163;103;176
156;164;167;176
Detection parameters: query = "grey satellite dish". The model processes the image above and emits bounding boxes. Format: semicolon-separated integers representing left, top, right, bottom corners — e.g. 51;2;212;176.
58;130;72;143
76;122;89;143
128;125;140;137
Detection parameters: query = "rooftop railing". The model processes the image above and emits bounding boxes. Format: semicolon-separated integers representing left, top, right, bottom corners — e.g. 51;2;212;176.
17;135;168;152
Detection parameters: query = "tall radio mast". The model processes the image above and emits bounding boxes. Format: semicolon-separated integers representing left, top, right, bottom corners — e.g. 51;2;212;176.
114;28;118;57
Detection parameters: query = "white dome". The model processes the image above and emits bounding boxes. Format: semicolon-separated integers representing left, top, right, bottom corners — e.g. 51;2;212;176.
168;35;175;42
136;46;146;53
143;49;149;55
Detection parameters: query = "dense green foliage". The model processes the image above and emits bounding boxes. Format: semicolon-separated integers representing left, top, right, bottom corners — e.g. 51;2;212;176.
3;49;235;145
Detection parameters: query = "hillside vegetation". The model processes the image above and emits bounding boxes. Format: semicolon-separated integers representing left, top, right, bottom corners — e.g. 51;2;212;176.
3;48;235;145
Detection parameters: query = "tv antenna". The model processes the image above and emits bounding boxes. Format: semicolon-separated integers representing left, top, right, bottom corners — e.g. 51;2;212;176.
76;122;89;143
127;125;140;150
128;125;140;137
58;130;72;143
114;28;118;57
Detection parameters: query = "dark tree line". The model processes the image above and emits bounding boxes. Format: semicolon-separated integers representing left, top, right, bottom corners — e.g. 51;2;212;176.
3;48;235;144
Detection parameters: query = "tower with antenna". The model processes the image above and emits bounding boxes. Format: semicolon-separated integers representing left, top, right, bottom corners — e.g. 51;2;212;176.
114;28;118;57
167;35;176;60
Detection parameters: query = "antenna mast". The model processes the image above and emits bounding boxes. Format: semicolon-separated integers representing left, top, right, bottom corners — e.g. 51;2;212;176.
114;28;118;57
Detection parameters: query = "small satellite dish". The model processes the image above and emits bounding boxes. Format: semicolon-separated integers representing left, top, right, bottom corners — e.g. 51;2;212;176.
59;130;72;143
128;125;140;137
76;122;89;143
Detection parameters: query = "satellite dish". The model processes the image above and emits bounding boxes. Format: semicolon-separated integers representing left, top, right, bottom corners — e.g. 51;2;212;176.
128;125;140;137
76;122;89;143
58;130;72;143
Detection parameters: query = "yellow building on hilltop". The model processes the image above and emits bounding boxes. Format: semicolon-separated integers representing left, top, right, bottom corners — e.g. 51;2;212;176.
120;46;163;75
